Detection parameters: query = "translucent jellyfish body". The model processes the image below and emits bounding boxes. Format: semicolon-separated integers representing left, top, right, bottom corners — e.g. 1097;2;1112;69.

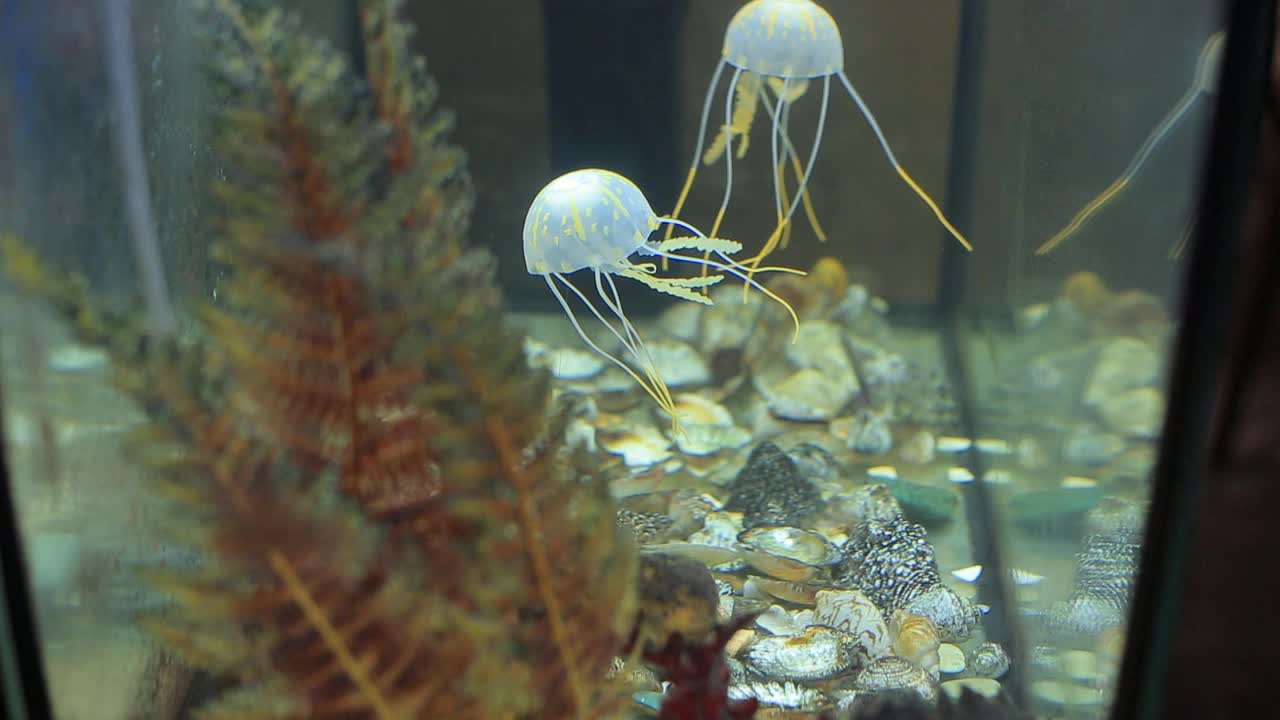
666;0;973;286
1037;31;1225;257
524;168;802;428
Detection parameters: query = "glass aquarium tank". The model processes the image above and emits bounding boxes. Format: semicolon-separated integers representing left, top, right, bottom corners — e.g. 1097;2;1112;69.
0;0;1259;718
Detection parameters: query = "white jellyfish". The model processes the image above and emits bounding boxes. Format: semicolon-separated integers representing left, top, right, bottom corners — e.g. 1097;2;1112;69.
523;168;802;429
665;0;973;288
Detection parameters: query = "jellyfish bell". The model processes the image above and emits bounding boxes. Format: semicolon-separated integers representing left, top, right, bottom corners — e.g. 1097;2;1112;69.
664;0;972;293
722;0;844;79
523;169;659;276
523;168;804;430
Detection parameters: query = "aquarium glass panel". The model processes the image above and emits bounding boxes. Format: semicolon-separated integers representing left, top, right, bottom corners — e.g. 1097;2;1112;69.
0;0;1227;718
957;1;1222;718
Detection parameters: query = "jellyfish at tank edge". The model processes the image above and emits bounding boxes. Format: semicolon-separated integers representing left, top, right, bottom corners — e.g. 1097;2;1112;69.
523;168;806;431
1036;31;1226;256
663;0;973;290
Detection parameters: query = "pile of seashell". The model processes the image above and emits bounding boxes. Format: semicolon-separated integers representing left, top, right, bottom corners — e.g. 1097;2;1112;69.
615;441;1008;716
518;260;1169;717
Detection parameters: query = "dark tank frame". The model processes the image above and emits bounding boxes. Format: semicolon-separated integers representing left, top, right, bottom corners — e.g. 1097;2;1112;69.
0;0;1276;718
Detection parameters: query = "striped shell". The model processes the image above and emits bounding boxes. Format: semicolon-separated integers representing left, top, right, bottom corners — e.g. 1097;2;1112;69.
970;642;1011;679
813;589;892;663
854;656;939;704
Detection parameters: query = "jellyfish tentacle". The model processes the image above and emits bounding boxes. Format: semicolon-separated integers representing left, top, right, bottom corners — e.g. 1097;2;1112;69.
662;60;727;265
758;85;828;244
738;74;830;298
544;274;670;419
710;66;747;241
837;70;973;252
645;238;803;343
618;267;722;305
1036;61;1210;255
769;78;788;242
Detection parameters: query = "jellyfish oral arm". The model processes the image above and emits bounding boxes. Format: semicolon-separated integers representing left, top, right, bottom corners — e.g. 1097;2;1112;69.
836;70;973;252
663;60;728;250
641;234;803;341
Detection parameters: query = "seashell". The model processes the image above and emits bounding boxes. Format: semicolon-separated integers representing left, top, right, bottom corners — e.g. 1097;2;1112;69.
970;641;1011;679
861;351;910;386
739;526;842;566
597;424;673;467
742;549;821;582
890;609;941;679
666;392;734;427
759;367;858;422
746;576;820;606
947;466;976;484
732;525;839;563
830;284;869;324
1010;568;1046;586
687;511;748;572
1061;475;1099;490
824;479;906;525
1031;680;1105;707
616;509;675;544
1084;337;1158;407
975;438;1013;455
1028;358;1065;390
936;436;973;452
785;442;844;485
981;469;1012;485
724;442;823;529
717;593;735;623
949;564;983;583
756;604;806;636
938;643;965;674
592;367;645;395
1018;302;1052;331
854;656;938;703
647;340;713;387
665;490;721;536
901;584;982;643
1096;386;1165;438
1063;425;1126;466
866;465;899;481
47;343;108;373
812;590;892;662
659;301;703;342
941;678;1001;700
683;452;733;479
727;680;831;711
1060;649;1100;682
641;542;742;567
1017;436;1048;468
742;625;863;681
672;423;753;456
848;411;894;455
536;347;606;379
899;430;936;464
726;630;756;658
786;322;856;376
